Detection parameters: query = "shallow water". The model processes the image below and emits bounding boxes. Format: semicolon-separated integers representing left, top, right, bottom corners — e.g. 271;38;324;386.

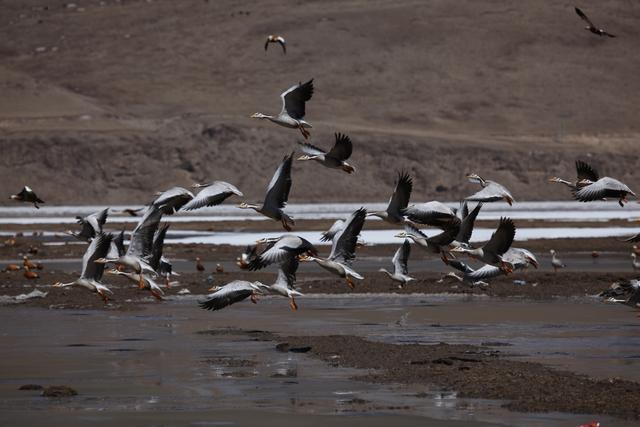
0;296;637;426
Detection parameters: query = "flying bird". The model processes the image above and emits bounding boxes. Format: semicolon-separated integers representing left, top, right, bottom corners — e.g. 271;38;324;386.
379;239;415;288
395;221;459;262
199;280;269;311
265;35;286;54
250;79;314;139
266;256;304;310
10;186;44;209
297;133;356;173
183;181;243;211
53;233;114;303
152;187;195;214
67;208;109;241
368;171;413;224
237;153;295;231
402;201;459;228
300;208;367;289
248;234;317;270
465;174;514;205
575;7;616;38
452;201;483;249
450;217;516;273
549;160;598;190
108;269;164;300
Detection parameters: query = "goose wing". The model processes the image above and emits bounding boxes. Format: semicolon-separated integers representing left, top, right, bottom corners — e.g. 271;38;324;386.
466;264;503;281
392;239;411;275
325;133;353;161
126;208;162;257
572;177;634;202
447;259;475;274
298;141;327;157
248;235;315;270
575;160;599;183
402;201;457;227
465;182;512;203
320;219;345;242
199;281;255;311
182;182;243;211
456;202;482;244
329;208;367;264
575;7;595;28
275;256;299;290
386;171;413;217
482;217;515;256
81;233;113;281
426;221;460;247
263;153;293;211
280;79;313;120
148;223;169;270
152;187;194;214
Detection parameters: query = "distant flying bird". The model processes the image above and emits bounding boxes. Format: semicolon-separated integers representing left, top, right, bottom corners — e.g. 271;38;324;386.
368;171;413;224
465;174;514;205
68;208;109;241
450;217;516;273
53;233;114;303
248;234;317;270
10;186;44;209
182;181;243;211
300;208;367;289
199;280;269;311
550;249;566;272
265;35;286;54
119;208;144;217
379;239;415;288
575;7;616;38
237;153;295;231
250;79;314;139
297;133;356;174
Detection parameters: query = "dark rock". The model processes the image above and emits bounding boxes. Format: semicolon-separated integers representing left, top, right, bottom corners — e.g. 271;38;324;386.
19;384;42;390
42;385;77;397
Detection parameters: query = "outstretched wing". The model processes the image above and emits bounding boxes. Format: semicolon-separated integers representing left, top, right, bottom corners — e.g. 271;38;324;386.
575;7;595;28
386;171;413;217
280;79;313;120
127;208;162;257
81;233;113;281
330;208;367;263
298;141;327;157
456;202;482;244
575;160;599;183
182;182;243;211
482;217;515;256
275;256;299;290
326;133;352;161
392;239;411;275
263;153;293;211
199;281;254;311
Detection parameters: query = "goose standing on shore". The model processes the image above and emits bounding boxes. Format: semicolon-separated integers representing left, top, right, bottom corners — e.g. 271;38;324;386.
238;153;295;231
53;233;114;303
251;79;314;139
465;174;514;205
450;217;516;273
10;186;44;209
368;171;413;224
550;249;566;272
182;181;243;211
297;133;356;173
379;239;415;288
300;208;367;289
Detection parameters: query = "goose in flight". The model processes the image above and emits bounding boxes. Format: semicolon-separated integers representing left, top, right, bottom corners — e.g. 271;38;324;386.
251;79;314;139
395;221;459;262
379;239;415;288
183;181;243;211
368;171;413;224
300;208;367;289
549;160;598;190
67;208;109;241
94;208;162;285
452;201;483;249
199;280;269;311
445;247;538;287
238;153;295;230
53;233;114;303
550;249;566;272
402;201;459;228
572;176;635;207
297;133;356;173
152;187;194;214
450;217;516;273
266;256;303;310
465;174;514;205
575;7;616;38
265;35;286;54
10;186;44;209
248;234;317;270
600;280;640;308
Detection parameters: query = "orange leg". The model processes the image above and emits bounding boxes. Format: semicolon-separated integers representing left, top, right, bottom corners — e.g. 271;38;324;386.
289;297;298;311
346;277;355;289
281;217;292;231
251;294;258;304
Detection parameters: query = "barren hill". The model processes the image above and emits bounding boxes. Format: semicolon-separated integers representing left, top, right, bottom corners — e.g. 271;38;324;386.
0;0;638;204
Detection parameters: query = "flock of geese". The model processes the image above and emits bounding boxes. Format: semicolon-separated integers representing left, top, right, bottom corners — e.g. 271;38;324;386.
5;6;640;311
